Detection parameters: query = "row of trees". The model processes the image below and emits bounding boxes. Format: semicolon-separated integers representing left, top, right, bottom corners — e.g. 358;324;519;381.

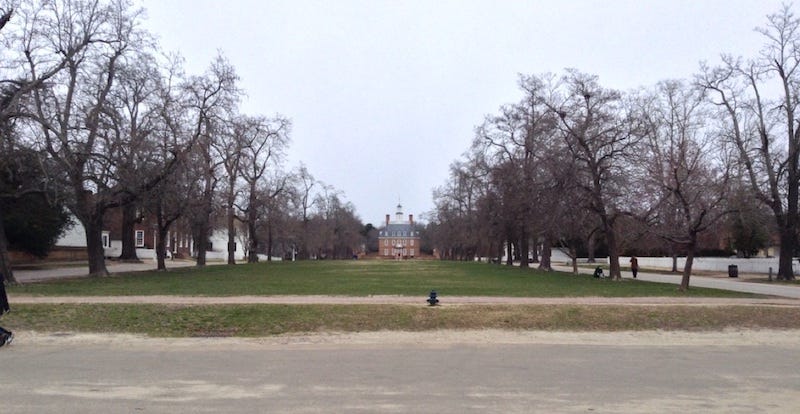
0;0;367;284
429;5;799;289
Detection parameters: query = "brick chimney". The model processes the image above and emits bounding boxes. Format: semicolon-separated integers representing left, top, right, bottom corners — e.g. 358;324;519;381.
386;214;390;226
409;214;414;226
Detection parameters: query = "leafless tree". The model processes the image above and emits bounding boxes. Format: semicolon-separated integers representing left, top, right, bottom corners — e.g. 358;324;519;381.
146;54;196;271
308;190;362;259
637;80;732;290
216;119;245;265
182;54;239;266
255;171;293;261
546;70;642;280
696;5;800;280
0;1;98;282
435;149;495;262
23;0;149;276
291;164;317;259
232;115;290;263
106;51;167;262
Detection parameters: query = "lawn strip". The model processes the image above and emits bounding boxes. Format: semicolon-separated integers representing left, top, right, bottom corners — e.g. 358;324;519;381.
5;303;799;337
7;261;758;298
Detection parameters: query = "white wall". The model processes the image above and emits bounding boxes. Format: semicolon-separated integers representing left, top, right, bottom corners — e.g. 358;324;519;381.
616;256;796;275
202;230;248;261
56;220;86;247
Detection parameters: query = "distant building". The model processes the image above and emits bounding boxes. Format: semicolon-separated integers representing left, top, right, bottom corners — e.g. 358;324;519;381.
377;204;420;259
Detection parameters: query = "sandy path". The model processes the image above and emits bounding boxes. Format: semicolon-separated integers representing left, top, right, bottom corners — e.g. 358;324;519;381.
13;328;800;348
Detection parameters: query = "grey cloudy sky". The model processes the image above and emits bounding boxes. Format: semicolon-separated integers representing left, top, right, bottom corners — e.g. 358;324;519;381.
140;0;784;225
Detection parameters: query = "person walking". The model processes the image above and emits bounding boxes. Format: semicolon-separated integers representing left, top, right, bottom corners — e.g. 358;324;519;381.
629;256;639;279
0;273;13;348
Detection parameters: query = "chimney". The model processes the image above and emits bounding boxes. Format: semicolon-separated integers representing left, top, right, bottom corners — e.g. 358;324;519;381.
386;214;390;226
409;214;414;226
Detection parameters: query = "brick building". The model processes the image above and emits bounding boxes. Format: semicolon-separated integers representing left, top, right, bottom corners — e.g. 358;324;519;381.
377;204;420;259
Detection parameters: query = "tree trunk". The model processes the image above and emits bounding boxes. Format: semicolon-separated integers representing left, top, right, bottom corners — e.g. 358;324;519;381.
226;206;236;265
156;226;168;271
538;238;552;271
195;224;208;266
119;203;140;261
84;214;109;277
777;223;796;280
679;239;697;291
247;220;259;263
267;221;274;262
505;237;514;266
604;221;621;280
0;209;17;285
587;233;596;263
570;246;579;274
519;229;530;269
671;248;678;273
247;191;260;263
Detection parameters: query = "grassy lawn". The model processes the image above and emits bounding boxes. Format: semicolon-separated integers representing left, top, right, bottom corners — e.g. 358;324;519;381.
8;260;757;298
5;260;781;336
5;303;799;336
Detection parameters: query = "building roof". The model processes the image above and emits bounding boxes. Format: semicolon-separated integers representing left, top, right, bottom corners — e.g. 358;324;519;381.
379;223;418;237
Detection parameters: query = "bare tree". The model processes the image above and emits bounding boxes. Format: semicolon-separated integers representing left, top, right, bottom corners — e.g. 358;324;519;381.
638;80;732;290
696;5;800;280
0;2;94;282
24;0;149;276
308;191;362;259
232;115;290;263
146;55;196;271
257;172;292;261
106;51;166;262
478;105;535;267
546;70;642;280
182;54;239;266
431;154;488;261
292;164;317;259
216;119;245;265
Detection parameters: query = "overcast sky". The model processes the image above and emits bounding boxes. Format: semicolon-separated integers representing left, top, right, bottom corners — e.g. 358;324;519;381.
140;0;784;226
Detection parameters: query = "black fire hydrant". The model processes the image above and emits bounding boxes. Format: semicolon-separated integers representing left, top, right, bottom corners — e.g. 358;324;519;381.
427;290;439;306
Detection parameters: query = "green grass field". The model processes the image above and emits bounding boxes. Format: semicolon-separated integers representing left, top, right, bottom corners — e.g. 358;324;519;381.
6;303;798;337
8;260;756;298
6;260;783;336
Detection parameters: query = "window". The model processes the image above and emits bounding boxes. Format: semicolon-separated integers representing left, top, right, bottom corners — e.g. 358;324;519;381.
410;249;415;256
384;240;388;246
410;239;414;246
135;230;145;247
383;249;388;255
